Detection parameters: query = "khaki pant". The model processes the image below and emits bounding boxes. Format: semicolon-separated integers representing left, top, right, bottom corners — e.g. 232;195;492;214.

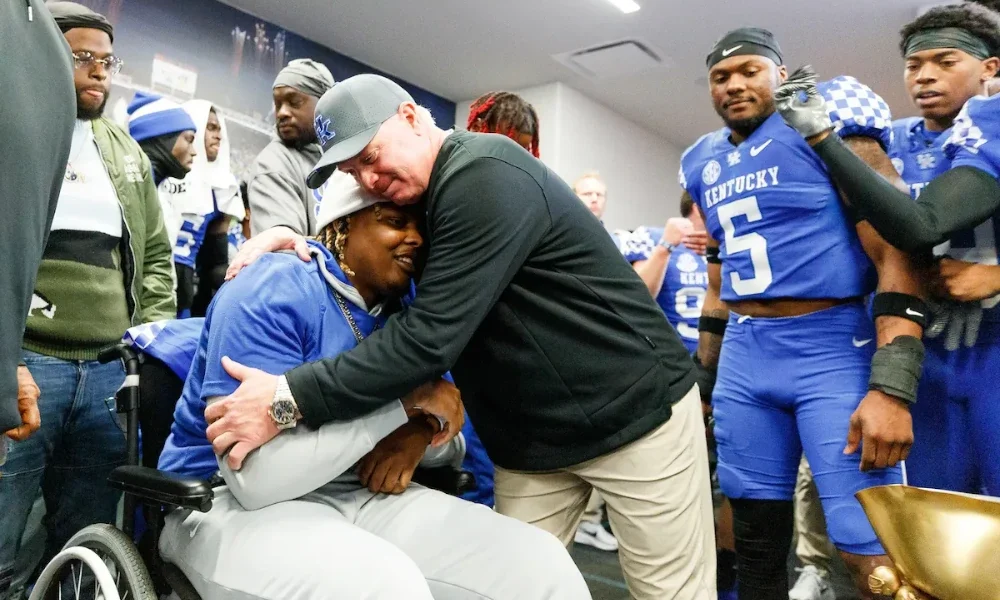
495;385;716;600
580;489;605;526
794;456;837;575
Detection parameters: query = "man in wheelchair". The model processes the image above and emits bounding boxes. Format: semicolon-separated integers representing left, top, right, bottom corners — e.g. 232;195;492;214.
155;176;590;599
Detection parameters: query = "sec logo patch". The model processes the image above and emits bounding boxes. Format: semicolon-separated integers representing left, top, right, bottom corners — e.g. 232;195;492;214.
702;160;721;186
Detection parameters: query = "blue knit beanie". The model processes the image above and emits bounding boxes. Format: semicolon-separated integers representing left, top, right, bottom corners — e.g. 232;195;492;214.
127;91;197;142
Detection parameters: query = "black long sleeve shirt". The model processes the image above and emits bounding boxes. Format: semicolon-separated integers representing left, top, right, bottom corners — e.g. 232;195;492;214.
813;134;1000;252
286;131;696;470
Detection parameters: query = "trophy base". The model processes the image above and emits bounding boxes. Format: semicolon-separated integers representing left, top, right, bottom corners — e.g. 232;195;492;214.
856;485;1000;600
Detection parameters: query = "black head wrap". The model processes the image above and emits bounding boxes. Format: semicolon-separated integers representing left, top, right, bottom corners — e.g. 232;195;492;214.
707;27;782;69
47;2;114;42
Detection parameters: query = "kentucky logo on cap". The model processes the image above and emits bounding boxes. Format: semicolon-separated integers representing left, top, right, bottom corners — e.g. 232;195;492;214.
315;115;335;147
306;74;415;190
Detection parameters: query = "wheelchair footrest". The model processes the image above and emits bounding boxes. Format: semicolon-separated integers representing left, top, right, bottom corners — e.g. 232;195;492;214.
109;465;214;513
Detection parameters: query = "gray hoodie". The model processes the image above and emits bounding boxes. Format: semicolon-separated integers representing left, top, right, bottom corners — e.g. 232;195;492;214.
246;140;325;236
0;0;76;431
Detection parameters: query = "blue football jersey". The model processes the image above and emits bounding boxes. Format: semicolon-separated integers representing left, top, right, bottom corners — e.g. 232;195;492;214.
173;211;216;268
680;77;888;302
942;95;1000;312
889;117;997;267
625;226;707;353
889;117;951;199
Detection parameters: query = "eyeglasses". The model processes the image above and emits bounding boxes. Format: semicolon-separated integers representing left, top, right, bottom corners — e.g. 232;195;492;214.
72;51;123;76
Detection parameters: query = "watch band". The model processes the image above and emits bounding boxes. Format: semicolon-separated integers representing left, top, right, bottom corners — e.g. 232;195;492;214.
270;375;299;429
274;375;294;404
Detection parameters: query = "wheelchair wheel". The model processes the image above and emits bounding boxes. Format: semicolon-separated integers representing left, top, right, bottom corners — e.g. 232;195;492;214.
29;524;157;600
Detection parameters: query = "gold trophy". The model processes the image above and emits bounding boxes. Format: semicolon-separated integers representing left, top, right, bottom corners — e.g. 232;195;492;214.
856;484;1000;600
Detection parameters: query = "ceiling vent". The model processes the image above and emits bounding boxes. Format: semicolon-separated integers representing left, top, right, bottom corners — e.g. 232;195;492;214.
553;39;669;79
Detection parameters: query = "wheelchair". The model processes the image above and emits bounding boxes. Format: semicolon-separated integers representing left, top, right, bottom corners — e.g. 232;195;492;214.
28;339;475;600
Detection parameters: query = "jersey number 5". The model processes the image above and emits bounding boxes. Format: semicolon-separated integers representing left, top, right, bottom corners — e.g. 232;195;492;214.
717;196;773;296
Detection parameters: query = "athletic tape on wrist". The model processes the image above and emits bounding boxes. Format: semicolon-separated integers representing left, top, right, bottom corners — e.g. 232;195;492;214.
706;246;722;264
698;316;728;336
868;335;925;404
872;292;928;329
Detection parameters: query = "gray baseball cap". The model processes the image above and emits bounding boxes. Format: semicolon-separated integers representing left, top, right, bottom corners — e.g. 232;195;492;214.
306;74;414;189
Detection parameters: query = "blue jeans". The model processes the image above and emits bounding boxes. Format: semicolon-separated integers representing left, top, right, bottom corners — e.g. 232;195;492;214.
0;351;126;599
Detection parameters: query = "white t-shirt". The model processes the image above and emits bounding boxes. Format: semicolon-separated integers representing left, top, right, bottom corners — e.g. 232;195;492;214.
51;120;122;237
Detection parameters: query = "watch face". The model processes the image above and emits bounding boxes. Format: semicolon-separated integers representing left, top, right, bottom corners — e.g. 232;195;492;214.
271;400;295;424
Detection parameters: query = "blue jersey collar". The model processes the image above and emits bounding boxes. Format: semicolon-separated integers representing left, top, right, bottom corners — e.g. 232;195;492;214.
909;119;948;152
716;111;782;151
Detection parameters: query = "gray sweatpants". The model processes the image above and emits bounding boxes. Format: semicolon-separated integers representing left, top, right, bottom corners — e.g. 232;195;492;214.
160;483;590;600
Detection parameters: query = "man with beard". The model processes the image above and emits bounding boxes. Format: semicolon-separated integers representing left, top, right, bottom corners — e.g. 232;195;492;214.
0;4;175;596
687;28;925;599
248;58;341;236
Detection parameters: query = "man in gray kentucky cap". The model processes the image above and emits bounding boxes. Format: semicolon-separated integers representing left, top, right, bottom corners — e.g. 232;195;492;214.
213;72;715;599
246;58;338;236
306;74;413;189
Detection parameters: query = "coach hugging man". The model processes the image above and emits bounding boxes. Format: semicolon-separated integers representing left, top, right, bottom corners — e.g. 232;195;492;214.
210;73;716;600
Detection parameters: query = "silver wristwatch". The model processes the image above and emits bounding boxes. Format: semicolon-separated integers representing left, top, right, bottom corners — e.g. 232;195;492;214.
268;375;299;430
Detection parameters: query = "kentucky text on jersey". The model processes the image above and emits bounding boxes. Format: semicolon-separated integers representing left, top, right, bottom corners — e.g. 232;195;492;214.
703;167;780;209
678;76;892;302
680;271;710;286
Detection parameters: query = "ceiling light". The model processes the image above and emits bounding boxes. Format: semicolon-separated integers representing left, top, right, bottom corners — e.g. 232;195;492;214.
605;0;640;14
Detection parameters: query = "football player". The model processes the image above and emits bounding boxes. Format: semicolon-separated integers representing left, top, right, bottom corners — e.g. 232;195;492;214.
778;5;1000;496
688;28;925;599
626;196;709;354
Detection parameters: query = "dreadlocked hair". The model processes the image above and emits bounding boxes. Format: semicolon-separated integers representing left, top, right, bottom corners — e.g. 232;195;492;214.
900;3;1000;57
316;217;355;276
467;91;541;158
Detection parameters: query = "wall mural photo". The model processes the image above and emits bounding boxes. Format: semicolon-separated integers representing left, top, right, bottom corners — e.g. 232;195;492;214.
73;0;456;180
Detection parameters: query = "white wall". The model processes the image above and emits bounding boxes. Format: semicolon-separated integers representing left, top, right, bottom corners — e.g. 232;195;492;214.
455;82;684;232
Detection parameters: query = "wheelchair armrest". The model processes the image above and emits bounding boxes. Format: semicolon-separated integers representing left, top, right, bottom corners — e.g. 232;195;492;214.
411;466;476;496
109;465;214;513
